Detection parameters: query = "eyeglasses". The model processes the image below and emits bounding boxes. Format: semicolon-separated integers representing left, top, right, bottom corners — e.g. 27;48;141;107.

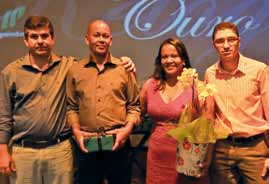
214;36;239;46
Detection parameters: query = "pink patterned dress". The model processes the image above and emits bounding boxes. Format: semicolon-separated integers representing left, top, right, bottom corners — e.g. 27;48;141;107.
145;78;208;184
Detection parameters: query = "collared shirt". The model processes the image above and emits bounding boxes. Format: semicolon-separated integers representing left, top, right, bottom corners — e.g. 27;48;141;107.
205;54;269;137
0;53;75;144
66;54;140;131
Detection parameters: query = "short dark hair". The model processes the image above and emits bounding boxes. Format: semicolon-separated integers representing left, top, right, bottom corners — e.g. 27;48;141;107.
212;22;239;40
24;16;54;39
152;37;191;90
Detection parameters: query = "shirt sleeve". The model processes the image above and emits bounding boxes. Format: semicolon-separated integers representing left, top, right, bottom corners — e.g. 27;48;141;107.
66;69;80;126
0;69;14;144
125;72;141;126
260;66;269;122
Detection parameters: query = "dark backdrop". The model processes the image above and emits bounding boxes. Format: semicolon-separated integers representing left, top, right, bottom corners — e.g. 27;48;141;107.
1;0;269;81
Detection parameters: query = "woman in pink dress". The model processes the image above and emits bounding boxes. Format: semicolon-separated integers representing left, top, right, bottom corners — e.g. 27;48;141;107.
140;37;209;184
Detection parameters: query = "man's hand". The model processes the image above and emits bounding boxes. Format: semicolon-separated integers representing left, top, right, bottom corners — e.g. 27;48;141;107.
261;158;269;177
0;145;16;175
107;122;134;151
72;126;97;153
120;56;136;73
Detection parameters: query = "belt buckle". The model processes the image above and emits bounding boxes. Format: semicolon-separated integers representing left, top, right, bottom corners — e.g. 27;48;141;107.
98;127;106;137
32;140;52;149
57;138;61;143
21;140;25;147
230;136;243;146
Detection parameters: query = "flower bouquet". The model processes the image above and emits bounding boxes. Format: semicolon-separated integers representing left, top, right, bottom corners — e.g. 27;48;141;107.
167;68;230;177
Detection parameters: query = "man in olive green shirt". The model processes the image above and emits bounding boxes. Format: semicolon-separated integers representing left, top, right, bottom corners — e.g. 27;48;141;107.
0;16;136;184
66;19;140;184
0;16;74;184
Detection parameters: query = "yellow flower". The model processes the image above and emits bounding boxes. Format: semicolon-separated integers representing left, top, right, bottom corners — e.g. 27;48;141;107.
177;68;198;89
198;83;218;101
167;68;223;144
177;68;218;99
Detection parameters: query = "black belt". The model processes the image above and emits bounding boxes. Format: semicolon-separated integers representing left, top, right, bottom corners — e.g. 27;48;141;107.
226;133;264;146
81;124;124;133
13;133;71;149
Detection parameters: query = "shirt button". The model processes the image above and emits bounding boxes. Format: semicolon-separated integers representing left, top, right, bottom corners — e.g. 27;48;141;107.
98;99;101;102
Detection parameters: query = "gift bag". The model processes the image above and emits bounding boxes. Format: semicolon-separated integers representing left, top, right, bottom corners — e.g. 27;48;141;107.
176;138;208;177
170;85;210;177
168;68;229;177
171;105;211;177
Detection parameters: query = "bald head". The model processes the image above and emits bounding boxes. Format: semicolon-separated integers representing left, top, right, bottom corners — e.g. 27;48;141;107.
85;19;112;56
86;19;111;35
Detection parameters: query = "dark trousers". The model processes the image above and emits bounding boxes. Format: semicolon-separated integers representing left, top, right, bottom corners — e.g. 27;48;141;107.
73;139;131;184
